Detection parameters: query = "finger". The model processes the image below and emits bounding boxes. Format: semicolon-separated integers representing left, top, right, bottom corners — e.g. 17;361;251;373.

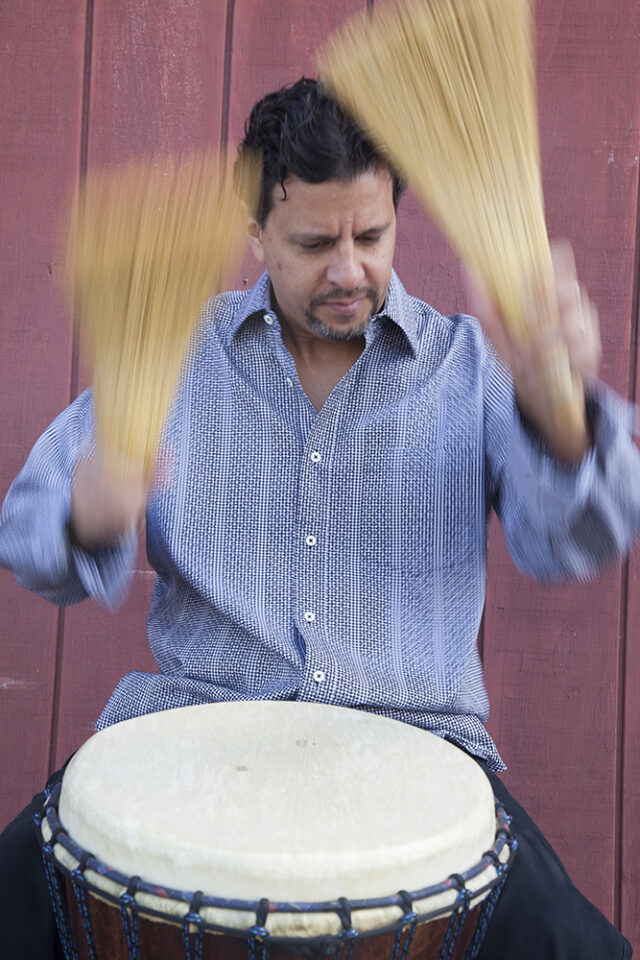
550;239;578;305
560;290;601;378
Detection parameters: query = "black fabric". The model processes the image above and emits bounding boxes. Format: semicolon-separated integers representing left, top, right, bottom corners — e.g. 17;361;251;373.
0;760;633;959
475;764;632;960
0;766;67;960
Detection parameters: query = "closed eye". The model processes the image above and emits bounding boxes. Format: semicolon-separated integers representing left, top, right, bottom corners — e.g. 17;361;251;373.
299;240;331;251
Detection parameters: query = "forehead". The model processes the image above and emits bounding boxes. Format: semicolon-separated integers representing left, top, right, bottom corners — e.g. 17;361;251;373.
266;169;395;233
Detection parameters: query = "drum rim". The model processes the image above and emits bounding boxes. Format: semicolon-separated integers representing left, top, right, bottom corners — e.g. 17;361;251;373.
36;782;516;940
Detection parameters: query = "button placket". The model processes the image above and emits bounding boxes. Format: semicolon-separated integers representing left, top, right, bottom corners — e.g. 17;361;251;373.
297;415;334;694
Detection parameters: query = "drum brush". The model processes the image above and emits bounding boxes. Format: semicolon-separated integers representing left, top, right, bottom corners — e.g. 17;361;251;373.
65;149;258;480
318;0;585;436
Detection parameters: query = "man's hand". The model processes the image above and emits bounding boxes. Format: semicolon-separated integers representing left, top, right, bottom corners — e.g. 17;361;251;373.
70;451;151;551
465;241;602;463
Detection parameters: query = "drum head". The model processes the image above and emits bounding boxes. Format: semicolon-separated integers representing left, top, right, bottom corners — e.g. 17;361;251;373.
59;702;495;903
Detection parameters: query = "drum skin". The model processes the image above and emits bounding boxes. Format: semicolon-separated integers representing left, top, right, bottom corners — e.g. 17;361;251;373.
41;702;512;960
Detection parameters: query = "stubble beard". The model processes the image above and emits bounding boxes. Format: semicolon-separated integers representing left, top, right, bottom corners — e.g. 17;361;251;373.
304;287;381;342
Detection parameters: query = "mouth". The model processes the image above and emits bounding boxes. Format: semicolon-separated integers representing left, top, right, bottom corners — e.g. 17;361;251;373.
319;297;367;319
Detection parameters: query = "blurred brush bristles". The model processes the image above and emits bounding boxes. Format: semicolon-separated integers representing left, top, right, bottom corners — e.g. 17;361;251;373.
319;0;581;423
67;150;257;478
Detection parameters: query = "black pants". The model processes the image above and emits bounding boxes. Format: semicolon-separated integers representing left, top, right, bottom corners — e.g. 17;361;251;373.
476;765;632;959
0;761;632;959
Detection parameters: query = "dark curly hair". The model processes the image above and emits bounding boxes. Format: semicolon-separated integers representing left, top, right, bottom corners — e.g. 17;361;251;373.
237;77;406;225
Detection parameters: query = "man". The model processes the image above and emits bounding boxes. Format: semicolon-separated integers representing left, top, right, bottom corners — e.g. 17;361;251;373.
1;78;638;958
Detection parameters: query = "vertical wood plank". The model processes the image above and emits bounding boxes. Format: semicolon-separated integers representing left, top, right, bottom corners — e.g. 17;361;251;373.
0;0;86;826
623;540;640;949
52;0;230;768
621;166;640;949
484;0;640;921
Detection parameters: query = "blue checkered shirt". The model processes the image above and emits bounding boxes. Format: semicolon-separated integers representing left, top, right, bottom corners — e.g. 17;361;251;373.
2;271;640;770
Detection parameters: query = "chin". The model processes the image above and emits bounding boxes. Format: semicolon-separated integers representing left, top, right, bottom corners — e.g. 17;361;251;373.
306;310;373;342
316;320;370;342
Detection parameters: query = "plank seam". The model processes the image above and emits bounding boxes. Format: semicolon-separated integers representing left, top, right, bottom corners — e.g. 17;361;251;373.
69;0;95;407
220;0;236;147
47;608;67;776
79;0;94;182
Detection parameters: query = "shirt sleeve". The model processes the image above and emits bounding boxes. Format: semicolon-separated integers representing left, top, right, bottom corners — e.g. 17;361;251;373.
483;346;640;584
0;389;137;608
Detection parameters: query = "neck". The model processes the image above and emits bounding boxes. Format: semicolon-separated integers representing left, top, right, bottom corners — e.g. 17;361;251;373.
276;315;365;413
279;315;364;364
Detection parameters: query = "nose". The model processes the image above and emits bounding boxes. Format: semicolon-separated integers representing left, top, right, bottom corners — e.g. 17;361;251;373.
325;239;365;291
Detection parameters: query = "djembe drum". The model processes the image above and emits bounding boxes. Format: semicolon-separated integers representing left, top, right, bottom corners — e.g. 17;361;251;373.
36;702;516;960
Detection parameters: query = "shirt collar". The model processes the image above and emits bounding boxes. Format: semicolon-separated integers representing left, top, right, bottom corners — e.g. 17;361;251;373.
226;268;420;356
373;270;420;356
225;271;273;340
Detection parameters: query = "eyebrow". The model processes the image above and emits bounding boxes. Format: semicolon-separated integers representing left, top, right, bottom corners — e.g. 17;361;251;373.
289;220;393;244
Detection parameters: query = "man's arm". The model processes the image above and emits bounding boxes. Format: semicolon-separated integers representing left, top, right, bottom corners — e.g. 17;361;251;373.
486;375;640;583
459;240;640;582
0;390;143;608
468;241;601;463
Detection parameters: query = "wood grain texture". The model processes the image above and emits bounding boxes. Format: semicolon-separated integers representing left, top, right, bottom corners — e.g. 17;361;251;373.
85;0;228;164
0;0;86;827
0;1;638;947
622;541;640;951
484;0;640;927
621;158;640;948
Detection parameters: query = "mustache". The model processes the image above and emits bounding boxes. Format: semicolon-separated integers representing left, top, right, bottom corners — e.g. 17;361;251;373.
309;287;378;308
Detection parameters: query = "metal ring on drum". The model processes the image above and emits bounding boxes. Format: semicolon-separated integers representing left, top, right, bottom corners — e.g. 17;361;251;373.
35;701;517;960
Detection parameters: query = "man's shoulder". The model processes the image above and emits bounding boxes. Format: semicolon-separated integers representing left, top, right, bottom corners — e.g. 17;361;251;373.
407;295;488;361
200;287;254;330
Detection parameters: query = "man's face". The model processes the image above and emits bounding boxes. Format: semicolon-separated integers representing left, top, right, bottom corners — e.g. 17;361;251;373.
248;169;396;342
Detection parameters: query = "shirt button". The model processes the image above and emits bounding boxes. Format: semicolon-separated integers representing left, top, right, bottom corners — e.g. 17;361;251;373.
304;611;316;623
313;670;325;683
305;534;317;547
263;312;275;325
286;377;294;387
310;451;321;463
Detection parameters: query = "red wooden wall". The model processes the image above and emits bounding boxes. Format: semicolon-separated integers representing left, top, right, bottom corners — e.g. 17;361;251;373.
1;0;639;948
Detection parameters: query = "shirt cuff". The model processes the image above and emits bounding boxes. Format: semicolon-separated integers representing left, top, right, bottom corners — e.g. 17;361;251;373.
509;386;621;528
69;519;138;611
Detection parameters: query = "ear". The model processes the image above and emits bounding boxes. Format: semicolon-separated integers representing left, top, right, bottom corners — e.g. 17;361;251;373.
247;218;266;264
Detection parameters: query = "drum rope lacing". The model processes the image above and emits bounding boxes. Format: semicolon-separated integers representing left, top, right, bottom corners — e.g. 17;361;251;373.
35;785;81;960
389;890;418;960
438;874;471;960
36;785;517;960
71;850;99;960
39;837;80;959
248;897;271;960
463;841;518;960
119;876;143;960
182;890;205;960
